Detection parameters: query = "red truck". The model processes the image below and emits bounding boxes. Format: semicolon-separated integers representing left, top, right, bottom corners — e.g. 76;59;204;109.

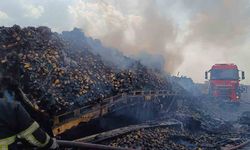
205;64;246;102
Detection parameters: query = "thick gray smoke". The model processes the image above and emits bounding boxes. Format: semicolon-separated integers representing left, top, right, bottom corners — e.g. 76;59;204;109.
177;0;250;83
134;52;165;72
69;0;184;73
185;0;250;49
1;0;250;83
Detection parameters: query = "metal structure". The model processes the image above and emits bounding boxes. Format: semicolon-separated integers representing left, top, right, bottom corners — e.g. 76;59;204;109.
52;90;185;136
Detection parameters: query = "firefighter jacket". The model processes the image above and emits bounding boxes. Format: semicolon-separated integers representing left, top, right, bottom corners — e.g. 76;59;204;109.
0;100;55;149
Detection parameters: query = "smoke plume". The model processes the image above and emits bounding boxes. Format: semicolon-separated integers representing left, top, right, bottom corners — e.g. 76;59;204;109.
69;0;184;73
1;0;250;83
177;0;250;83
186;0;250;49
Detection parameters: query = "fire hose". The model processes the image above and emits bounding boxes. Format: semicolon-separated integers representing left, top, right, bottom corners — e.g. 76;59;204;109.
57;140;135;150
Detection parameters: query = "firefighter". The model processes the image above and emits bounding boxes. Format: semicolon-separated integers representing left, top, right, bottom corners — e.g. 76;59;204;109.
1;76;54;136
0;75;58;149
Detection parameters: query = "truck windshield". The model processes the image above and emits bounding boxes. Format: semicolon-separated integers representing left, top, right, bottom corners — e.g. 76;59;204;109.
210;69;239;80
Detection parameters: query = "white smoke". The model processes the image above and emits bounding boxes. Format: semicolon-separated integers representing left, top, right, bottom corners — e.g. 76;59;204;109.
68;0;184;73
66;0;250;84
177;0;250;84
0;0;250;84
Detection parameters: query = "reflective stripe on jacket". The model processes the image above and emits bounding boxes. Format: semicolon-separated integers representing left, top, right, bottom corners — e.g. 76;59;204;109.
0;135;16;150
0;100;53;149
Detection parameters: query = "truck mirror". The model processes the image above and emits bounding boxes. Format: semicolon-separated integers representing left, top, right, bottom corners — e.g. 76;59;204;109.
205;71;208;79
242;71;245;80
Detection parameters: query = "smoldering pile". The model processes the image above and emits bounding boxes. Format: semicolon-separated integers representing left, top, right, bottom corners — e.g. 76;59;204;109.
101;125;245;150
0;25;174;115
98;98;249;150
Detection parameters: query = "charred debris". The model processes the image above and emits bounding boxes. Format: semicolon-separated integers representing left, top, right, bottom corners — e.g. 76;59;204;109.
1;25;250;150
0;25;179;115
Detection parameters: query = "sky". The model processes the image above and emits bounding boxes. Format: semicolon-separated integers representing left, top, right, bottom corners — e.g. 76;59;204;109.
0;0;250;84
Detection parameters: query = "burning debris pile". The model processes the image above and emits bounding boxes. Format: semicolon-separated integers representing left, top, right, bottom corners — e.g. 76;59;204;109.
101;125;246;150
98;97;250;150
0;25;174;115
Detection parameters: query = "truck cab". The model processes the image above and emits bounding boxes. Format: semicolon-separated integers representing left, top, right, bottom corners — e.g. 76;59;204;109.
205;64;245;102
